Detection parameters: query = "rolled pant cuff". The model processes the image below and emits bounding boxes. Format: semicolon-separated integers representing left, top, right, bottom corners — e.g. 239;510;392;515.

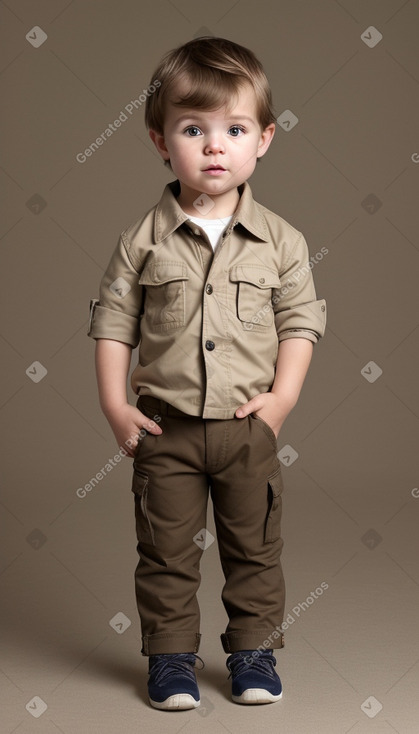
141;631;201;656
221;629;285;653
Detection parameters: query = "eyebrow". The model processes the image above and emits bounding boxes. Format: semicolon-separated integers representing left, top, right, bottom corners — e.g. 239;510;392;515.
174;114;256;124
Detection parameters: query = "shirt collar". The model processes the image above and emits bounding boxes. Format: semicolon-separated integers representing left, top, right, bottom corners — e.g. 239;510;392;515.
153;179;270;243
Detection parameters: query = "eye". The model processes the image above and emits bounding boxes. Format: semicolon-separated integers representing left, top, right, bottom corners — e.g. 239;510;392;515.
184;126;202;136
229;126;245;137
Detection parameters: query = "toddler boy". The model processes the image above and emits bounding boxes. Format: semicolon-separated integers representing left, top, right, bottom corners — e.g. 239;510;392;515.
88;36;326;710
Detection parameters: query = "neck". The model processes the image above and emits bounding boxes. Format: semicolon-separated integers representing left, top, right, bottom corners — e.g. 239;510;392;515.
177;184;240;219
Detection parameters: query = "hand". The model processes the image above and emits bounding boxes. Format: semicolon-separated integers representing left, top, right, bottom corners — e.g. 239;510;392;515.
235;392;290;438
105;403;163;458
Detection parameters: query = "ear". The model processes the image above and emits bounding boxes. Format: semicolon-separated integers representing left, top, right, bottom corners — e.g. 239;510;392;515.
257;123;276;159
149;129;170;162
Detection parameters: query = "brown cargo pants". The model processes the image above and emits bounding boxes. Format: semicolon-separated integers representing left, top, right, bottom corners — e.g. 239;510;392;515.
132;394;285;656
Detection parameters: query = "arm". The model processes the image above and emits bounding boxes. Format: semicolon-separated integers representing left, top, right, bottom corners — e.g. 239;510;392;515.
95;338;162;458
235;337;313;437
237;229;326;436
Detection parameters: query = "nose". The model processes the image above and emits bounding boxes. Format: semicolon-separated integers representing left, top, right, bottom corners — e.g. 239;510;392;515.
204;134;225;155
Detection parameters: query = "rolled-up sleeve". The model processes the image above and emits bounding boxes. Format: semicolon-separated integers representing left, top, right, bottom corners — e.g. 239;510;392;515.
87;232;143;348
273;233;327;343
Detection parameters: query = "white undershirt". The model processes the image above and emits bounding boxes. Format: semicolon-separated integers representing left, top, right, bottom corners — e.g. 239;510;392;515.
187;214;233;250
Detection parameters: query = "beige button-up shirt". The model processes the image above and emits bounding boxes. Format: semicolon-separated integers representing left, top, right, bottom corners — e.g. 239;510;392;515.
88;180;326;419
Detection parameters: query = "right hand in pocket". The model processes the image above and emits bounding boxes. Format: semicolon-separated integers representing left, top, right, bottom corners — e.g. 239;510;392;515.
106;403;162;458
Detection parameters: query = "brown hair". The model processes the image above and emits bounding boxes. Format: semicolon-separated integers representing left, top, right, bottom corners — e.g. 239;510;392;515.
145;37;276;134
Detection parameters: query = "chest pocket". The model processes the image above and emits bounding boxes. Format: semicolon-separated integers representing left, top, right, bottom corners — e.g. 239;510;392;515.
138;260;189;332
229;263;281;331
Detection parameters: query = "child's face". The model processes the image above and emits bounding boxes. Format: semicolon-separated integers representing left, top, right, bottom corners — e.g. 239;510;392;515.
149;82;275;200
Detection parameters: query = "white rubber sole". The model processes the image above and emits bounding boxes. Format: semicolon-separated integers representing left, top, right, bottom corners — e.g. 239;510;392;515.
149;693;200;710
232;688;283;704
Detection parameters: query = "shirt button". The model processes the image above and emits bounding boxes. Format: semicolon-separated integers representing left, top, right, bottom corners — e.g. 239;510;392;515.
321;305;325;311
205;340;215;351
205;284;213;294
259;277;265;284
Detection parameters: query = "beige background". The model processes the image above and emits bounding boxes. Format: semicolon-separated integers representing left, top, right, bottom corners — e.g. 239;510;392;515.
1;1;418;732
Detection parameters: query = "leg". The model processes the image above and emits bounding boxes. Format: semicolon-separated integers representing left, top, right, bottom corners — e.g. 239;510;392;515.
208;414;285;653
132;397;209;656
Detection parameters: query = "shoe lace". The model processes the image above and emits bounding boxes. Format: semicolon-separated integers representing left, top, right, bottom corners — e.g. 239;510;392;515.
150;653;205;684
226;650;277;679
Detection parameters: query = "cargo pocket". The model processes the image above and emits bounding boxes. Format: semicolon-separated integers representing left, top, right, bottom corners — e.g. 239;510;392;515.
229;263;280;332
131;470;155;545
138;260;188;332
264;468;283;543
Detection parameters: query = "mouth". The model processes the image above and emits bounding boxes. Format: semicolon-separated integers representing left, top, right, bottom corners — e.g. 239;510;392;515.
203;165;226;171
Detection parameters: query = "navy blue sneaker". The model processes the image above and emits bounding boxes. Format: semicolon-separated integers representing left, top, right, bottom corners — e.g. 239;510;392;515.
226;649;283;704
148;653;202;710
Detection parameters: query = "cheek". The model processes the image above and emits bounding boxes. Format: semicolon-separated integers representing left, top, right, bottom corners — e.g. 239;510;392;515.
234;144;258;166
172;152;190;172
232;138;258;156
170;140;194;161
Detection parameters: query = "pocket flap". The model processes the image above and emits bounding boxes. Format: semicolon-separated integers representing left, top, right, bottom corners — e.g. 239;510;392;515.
268;468;283;498
265;467;283;543
131;470;155;545
138;260;188;286
229;263;280;289
131;469;148;495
